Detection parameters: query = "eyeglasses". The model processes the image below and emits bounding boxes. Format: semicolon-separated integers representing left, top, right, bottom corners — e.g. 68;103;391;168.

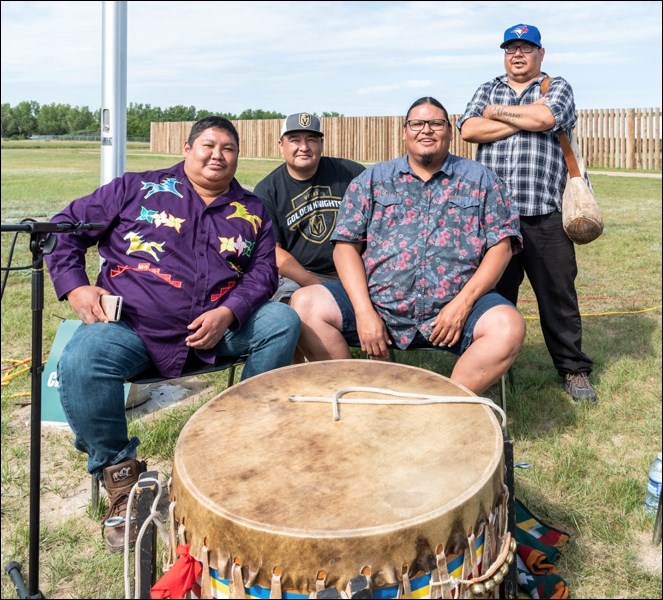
405;119;449;132
504;43;536;54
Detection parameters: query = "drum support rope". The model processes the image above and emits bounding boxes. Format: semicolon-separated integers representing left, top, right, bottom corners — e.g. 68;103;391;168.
290;386;507;430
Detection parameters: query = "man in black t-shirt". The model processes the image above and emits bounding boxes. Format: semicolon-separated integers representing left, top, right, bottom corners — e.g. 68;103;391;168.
254;112;365;303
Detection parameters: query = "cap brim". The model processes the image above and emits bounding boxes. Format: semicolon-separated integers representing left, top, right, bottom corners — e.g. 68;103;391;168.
281;129;323;137
500;39;541;48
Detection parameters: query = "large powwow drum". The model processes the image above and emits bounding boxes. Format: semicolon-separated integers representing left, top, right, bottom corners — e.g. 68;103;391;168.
169;360;514;599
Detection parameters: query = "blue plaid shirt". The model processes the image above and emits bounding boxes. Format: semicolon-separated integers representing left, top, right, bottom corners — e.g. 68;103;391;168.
457;73;577;216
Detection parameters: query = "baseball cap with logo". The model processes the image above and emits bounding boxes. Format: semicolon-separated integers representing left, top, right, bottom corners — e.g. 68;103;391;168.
280;113;323;138
500;24;542;49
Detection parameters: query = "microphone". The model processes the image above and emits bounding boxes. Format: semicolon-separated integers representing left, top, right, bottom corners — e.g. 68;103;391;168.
55;221;106;232
1;221;105;234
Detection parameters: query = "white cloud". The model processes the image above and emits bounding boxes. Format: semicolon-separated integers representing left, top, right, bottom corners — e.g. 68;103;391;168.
1;0;660;116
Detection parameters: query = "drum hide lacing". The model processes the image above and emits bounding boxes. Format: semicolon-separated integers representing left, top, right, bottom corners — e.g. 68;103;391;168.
289;386;507;430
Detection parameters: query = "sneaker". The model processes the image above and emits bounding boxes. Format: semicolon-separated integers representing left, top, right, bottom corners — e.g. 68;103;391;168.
564;372;597;403
100;458;147;552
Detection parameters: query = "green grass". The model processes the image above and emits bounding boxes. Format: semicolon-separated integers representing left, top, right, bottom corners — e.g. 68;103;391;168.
1;142;661;599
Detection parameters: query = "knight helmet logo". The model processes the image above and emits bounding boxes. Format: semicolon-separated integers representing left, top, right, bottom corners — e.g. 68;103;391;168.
299;113;312;128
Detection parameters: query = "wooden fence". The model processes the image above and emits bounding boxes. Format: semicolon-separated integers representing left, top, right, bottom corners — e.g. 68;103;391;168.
151;108;661;170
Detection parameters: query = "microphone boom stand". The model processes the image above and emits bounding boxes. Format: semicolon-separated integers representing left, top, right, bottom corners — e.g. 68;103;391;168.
2;220;102;599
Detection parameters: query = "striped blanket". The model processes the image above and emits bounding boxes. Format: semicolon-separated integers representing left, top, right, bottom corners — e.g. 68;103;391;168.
516;499;571;599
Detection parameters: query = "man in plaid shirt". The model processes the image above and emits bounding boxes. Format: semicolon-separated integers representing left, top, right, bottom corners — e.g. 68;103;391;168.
457;23;596;402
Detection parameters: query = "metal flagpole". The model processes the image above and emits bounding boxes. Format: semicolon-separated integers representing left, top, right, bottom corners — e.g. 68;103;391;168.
100;1;127;185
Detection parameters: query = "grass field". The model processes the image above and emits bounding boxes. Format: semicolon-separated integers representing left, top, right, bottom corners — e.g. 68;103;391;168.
1;141;661;599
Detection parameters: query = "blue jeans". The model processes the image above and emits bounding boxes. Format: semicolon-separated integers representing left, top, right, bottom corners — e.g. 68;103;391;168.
322;281;513;355
57;302;301;477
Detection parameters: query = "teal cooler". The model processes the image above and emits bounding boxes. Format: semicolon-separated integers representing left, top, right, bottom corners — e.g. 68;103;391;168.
41;319;144;426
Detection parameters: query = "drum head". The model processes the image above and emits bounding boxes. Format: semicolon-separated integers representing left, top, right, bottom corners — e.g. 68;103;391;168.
170;359;504;591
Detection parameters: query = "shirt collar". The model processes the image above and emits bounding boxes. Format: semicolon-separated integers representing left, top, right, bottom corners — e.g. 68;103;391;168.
397;153;455;180
497;71;549;89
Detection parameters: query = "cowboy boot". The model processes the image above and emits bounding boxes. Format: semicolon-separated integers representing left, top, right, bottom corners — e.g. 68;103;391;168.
101;458;146;552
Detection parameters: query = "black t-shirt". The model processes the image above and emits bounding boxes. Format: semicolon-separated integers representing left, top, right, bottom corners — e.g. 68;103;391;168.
254;157;365;275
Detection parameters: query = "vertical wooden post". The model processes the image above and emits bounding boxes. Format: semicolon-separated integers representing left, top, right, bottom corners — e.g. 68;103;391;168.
626;108;636;169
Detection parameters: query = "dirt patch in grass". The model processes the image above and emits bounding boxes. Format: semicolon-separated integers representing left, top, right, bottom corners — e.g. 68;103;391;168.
35;379;211;522
1;378;214;599
634;531;662;577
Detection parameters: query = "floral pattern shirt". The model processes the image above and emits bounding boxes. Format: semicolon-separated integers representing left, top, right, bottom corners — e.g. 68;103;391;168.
332;154;521;349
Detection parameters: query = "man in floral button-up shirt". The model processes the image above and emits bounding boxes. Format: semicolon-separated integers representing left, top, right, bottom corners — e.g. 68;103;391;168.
290;97;525;394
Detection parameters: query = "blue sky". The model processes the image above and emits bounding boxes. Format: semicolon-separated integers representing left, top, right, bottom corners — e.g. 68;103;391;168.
1;1;661;117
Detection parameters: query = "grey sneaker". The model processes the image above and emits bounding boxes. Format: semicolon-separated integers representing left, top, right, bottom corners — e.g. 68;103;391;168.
564;372;597;403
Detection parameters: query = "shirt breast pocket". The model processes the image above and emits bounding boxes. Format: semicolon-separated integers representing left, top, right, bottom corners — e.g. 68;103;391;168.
372;194;403;226
448;196;481;234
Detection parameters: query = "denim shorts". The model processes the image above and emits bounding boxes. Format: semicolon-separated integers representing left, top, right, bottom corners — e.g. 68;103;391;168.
321;281;514;356
272;273;339;303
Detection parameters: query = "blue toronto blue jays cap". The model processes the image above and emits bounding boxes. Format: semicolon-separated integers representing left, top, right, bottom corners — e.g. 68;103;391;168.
280;113;323;138
500;24;542;49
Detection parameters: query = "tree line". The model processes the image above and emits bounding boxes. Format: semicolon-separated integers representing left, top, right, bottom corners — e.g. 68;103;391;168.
0;101;342;140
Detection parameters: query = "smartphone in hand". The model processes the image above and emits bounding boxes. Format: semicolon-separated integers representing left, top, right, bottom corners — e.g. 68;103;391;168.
101;295;123;322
